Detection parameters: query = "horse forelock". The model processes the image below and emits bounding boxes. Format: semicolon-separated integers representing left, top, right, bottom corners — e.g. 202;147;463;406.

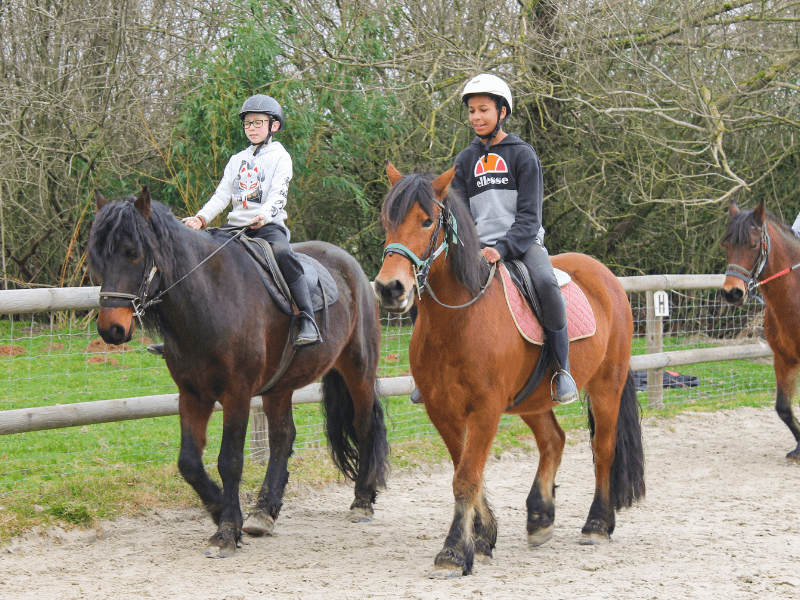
381;170;486;295
381;173;438;229
88;198;178;276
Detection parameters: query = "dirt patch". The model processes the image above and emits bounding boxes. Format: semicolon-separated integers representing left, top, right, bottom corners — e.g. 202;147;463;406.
1;406;799;599
84;338;133;354
0;345;26;357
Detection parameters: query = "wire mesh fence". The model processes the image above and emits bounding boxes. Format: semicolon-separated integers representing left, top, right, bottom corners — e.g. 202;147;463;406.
0;285;774;508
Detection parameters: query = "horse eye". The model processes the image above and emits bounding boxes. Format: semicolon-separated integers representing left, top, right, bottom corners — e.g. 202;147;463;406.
422;218;433;228
125;248;141;260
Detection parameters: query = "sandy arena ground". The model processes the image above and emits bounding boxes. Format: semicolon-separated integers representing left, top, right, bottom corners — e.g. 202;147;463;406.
1;405;799;600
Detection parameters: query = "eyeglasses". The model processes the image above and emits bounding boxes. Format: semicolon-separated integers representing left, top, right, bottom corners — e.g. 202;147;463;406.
242;119;268;129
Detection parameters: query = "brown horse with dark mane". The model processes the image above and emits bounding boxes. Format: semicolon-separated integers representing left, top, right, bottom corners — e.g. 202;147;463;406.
88;188;389;557
374;164;644;577
721;200;800;461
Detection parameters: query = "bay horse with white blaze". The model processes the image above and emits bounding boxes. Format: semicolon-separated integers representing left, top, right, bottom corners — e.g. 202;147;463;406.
88;188;389;557
720;200;800;461
374;164;645;577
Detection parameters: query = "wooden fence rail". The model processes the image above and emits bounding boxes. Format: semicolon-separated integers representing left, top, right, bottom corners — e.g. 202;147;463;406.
0;273;770;435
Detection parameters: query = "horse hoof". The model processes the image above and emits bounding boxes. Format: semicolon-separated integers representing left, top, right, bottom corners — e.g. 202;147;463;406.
204;543;236;558
527;525;555;547
348;506;374;523
579;532;611;545
242;512;275;537
428;566;464;579
786;449;800;462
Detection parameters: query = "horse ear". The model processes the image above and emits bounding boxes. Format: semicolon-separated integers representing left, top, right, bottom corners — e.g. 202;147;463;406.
94;189;109;210
134;186;152;219
728;201;739;215
753;199;766;224
431;166;457;200
386;162;403;187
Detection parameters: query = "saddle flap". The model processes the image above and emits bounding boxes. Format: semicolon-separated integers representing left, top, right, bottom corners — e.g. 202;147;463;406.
499;262;596;346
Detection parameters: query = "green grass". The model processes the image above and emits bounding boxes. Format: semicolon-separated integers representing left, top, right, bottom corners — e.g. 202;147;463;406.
0;320;779;542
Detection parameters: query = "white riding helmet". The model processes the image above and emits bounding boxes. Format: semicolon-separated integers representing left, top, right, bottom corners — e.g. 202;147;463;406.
461;73;513;117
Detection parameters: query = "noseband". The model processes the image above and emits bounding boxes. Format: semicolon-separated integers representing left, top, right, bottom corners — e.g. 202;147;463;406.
724;221;770;291
98;263;161;323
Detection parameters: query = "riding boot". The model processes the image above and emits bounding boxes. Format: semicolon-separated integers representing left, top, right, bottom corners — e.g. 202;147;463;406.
544;324;579;404
288;278;321;347
147;343;164;357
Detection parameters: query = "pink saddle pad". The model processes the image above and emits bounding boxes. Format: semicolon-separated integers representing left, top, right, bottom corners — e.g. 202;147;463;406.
498;263;596;345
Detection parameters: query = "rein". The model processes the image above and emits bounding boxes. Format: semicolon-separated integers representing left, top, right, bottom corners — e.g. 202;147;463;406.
99;226;247;324
382;203;495;309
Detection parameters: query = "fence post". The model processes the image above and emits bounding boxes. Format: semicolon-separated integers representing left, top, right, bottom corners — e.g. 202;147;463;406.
645;290;664;408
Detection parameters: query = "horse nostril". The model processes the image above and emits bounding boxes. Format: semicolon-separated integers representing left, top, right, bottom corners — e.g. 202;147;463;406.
375;279;405;303
721;287;744;304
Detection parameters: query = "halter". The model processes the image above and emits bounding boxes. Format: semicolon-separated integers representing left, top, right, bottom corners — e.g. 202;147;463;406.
97;227;246;325
382;202;495;309
724;220;770;291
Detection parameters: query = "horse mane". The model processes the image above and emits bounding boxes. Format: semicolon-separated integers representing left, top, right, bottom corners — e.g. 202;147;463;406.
722;206;800;249
381;171;488;295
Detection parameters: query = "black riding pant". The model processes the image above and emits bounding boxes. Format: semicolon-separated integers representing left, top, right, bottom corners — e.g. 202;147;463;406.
518;242;567;331
247;223;304;285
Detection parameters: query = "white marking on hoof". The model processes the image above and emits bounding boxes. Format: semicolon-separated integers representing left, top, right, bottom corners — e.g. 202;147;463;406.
428;566;464;579
527;525;554;547
204;544;235;558
242;513;275;537
579;532;610;545
348;506;373;523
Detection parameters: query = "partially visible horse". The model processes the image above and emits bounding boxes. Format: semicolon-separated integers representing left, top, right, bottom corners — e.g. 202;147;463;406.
88;188;389;556
720;200;800;461
374;164;644;577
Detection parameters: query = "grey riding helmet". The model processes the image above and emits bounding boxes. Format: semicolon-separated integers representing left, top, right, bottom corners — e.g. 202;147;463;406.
238;94;285;131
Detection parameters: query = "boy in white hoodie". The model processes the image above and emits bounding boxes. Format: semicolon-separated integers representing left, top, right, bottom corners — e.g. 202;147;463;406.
183;94;319;346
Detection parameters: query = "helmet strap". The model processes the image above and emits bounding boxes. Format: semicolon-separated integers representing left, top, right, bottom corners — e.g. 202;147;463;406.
479;102;508;160
251;116;275;156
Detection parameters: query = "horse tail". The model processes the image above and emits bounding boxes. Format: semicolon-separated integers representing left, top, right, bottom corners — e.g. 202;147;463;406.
588;370;646;509
320;369;389;488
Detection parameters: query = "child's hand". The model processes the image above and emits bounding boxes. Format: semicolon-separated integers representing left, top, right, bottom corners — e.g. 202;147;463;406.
248;214;270;229
182;216;205;230
481;247;501;264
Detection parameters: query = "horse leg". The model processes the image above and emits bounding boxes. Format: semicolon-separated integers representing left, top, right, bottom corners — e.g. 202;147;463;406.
204;399;250;558
430;408;501;578
242;391;295;537
176;394;223;523
519;410;565;546
772;348;800;461
471;493;497;563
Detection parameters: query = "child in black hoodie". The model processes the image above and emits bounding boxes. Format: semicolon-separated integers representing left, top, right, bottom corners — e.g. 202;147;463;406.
451;73;578;405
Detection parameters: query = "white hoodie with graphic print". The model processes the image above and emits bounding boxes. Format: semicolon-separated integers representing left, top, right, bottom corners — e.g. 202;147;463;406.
196;140;293;237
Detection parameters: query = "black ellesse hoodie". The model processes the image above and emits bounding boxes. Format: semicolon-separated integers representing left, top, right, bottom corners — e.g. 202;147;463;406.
450;133;545;261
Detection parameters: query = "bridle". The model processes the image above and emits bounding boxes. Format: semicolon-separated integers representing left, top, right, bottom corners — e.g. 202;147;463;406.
724;220;770;292
382;201;495;309
98;227;246;325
